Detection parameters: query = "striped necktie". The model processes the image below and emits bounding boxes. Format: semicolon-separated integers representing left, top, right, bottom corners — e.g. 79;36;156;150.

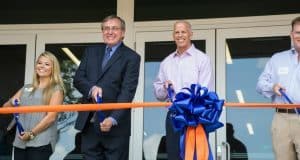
102;47;112;69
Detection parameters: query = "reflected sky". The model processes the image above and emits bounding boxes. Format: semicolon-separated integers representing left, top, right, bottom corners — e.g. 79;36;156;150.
226;58;274;159
144;62;167;137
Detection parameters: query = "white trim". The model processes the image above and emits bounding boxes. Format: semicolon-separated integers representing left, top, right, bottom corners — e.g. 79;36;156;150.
35;32;102;59
0;23;100;32
116;0;138;159
135;14;300;31
0;34;35;84
0;14;297;34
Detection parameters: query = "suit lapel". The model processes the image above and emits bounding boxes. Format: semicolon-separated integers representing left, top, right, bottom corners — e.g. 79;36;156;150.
97;47;106;77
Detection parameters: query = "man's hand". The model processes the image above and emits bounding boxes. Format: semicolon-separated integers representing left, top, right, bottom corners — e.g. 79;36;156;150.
91;86;103;102
164;80;173;90
273;83;285;96
100;118;113;132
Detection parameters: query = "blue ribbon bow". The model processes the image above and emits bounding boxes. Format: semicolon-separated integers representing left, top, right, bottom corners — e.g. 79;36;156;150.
168;84;224;160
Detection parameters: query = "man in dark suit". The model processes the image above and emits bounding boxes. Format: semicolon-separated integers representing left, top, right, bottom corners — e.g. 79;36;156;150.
73;15;141;160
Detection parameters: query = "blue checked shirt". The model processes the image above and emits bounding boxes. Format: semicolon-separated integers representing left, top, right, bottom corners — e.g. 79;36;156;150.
256;48;300;104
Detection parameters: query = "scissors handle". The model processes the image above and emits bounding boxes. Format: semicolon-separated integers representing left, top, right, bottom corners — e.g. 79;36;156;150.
279;88;293;104
167;84;174;102
96;95;105;122
13;99;24;135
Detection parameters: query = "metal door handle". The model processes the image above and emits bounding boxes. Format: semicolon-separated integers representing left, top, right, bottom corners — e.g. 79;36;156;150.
217;141;231;160
224;141;231;160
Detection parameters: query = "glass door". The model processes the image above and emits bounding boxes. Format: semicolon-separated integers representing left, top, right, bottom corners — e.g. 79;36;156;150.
216;26;291;160
36;32;102;160
136;29;215;160
0;34;35;160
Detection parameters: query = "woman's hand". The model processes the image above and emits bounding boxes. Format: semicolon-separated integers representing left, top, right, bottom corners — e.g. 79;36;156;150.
10;98;20;106
18;132;31;141
18;131;35;141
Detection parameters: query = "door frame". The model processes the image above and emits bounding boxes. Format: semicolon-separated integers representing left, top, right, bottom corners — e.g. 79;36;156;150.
0;34;36;84
36;32;102;59
135;29;216;159
216;25;291;159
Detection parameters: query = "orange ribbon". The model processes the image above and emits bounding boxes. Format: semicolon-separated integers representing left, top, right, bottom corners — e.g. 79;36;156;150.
185;125;209;160
0;102;299;114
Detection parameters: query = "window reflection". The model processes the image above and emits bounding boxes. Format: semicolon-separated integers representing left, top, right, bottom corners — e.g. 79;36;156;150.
0;45;26;160
46;43;101;104
226;36;290;160
45;43;102;160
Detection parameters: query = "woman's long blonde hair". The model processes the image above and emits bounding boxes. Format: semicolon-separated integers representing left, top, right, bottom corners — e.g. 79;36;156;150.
32;51;65;104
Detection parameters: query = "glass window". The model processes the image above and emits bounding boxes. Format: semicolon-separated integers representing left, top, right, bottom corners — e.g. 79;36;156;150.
45;43;102;160
0;45;26;160
225;36;290;159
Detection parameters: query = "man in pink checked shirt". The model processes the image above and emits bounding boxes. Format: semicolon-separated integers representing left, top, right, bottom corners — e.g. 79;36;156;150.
153;20;214;160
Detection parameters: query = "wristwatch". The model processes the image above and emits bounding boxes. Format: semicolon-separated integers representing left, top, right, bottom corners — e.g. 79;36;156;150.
29;131;36;140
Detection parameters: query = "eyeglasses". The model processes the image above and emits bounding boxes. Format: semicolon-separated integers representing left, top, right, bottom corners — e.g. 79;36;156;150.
292;30;300;34
102;26;121;32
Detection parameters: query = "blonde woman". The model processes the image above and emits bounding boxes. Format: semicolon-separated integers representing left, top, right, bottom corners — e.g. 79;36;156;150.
3;51;65;160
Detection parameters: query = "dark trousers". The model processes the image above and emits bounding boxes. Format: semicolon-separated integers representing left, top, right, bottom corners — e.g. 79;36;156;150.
166;111;181;160
81;122;129;160
14;144;52;160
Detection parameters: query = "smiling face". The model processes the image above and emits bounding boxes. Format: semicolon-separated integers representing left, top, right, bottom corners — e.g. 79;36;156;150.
35;56;53;78
173;21;193;54
102;18;125;47
291;21;300;53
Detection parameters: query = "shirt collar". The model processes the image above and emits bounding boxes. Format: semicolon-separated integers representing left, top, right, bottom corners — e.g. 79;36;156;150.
106;42;122;54
291;47;300;56
291;47;296;54
173;44;195;57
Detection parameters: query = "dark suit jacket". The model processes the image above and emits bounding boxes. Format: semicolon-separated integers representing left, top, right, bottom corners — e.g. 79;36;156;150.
74;43;140;136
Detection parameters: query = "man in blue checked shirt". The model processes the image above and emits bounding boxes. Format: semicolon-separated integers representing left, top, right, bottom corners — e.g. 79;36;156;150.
256;16;300;160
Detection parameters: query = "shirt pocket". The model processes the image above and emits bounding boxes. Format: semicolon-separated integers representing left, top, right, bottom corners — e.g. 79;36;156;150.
277;66;289;85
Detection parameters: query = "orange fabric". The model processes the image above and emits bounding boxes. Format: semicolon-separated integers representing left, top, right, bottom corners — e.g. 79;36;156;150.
0;102;298;114
0;102;170;114
184;125;208;160
196;125;209;160
185;127;196;160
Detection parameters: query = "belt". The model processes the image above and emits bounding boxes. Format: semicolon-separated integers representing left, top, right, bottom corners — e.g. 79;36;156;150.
276;108;296;114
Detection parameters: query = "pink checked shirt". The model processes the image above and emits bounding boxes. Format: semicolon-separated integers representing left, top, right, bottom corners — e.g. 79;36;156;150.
153;44;214;101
